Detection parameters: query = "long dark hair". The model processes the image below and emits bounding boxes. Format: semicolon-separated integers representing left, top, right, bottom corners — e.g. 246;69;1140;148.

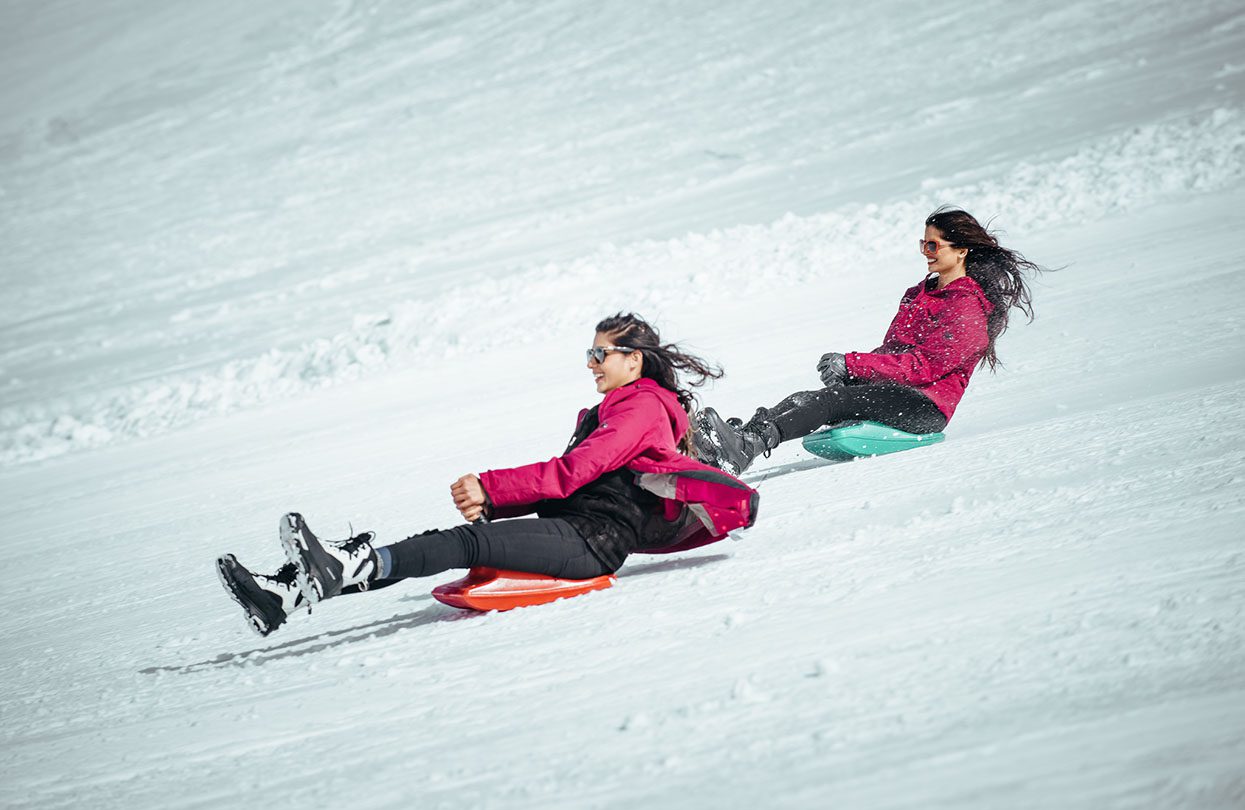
925;207;1044;372
595;312;722;452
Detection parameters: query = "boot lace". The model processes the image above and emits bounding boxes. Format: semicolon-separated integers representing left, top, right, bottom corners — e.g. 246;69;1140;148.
338;530;376;555
336;530;377;591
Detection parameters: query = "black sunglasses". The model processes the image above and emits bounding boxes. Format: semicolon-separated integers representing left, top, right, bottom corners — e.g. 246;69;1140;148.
586;345;635;363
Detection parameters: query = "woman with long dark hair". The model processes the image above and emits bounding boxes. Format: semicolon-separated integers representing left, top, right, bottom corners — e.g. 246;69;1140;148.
695;207;1043;475
217;313;758;636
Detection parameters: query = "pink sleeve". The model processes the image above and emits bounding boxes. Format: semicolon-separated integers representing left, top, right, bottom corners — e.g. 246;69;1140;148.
845;295;988;386
480;395;663;508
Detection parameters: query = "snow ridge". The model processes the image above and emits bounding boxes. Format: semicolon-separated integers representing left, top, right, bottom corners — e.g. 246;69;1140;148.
2;107;1242;466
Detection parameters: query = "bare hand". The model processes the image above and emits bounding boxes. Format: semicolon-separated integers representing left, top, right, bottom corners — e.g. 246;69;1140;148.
451;474;488;522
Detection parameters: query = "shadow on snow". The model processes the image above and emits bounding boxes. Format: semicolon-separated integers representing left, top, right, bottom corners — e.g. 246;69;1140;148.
743;456;845;486
143;554;730;675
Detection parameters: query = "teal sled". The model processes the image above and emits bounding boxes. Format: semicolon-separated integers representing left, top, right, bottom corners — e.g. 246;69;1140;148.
801;421;945;461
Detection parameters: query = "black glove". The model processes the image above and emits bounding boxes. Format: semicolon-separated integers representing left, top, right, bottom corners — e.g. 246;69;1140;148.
817;352;848;387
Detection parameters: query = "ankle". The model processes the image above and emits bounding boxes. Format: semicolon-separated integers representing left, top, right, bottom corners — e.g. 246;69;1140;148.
375;545;393;579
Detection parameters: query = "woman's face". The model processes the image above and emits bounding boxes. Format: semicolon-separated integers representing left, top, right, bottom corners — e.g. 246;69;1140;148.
588;331;643;394
922;225;968;276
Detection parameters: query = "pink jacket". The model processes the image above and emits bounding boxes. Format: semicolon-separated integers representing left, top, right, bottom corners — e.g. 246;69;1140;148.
480;378;759;554
845;276;994;420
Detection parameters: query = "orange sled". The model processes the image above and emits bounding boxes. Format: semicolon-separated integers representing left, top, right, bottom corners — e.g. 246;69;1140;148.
431;567;616;612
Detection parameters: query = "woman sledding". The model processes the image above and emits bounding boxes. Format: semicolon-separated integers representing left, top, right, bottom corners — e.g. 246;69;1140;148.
694;207;1043;475
217;313;759;636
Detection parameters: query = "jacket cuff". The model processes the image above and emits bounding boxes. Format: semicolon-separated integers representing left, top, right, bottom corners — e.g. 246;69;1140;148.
479;468;529;508
478;470;506;505
844;352;872;380
480;483;495;520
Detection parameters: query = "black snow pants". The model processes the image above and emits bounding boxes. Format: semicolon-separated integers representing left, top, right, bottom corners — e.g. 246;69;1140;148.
382;518;613;582
766;383;948;443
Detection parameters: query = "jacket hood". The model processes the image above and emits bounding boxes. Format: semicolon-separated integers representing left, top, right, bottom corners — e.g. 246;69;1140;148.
603;377;690;441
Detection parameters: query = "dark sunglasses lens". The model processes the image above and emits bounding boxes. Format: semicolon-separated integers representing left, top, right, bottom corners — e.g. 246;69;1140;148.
587;348;605;363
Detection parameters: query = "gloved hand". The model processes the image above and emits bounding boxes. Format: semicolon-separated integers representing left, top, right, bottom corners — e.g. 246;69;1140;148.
817;352;848;387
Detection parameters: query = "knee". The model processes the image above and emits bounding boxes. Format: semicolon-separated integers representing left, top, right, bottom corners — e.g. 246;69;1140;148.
444;524;485;563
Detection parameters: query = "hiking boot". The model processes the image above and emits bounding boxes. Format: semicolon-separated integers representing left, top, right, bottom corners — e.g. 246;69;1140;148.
693;407;780;475
279;512;378;603
216;554;306;637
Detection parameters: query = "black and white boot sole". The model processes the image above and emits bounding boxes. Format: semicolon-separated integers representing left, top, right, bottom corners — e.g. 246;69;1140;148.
279;512;332;605
216;554;277;637
694;408;745;476
692;408;727;468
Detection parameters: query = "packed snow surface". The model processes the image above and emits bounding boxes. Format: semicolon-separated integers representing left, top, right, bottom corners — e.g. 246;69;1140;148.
2;0;1244;807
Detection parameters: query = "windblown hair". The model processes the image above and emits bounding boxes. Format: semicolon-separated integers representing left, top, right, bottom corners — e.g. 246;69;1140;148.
925;206;1045;372
595;312;722;453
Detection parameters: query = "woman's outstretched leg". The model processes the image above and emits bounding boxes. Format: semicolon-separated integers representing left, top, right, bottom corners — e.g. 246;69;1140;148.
695;383;947;474
761;384;946;440
379;518;611;581
279;512;612;608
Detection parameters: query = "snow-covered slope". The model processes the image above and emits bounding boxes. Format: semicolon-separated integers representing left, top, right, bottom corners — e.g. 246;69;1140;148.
2;1;1243;807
